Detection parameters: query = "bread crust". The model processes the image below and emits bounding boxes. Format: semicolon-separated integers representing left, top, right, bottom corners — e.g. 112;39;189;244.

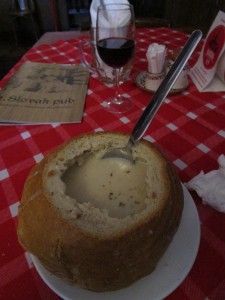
17;131;183;291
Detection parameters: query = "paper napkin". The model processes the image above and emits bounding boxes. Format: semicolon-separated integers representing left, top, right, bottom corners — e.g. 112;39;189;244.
90;0;130;28
146;43;167;74
185;154;225;213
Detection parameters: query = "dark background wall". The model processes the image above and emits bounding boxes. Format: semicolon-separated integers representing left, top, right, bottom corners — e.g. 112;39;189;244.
0;0;225;36
164;0;225;31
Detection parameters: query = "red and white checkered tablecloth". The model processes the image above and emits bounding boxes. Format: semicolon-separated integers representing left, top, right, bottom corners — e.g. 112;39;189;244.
0;28;225;300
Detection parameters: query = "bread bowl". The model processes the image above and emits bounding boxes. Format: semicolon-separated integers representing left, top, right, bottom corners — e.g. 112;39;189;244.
17;131;184;292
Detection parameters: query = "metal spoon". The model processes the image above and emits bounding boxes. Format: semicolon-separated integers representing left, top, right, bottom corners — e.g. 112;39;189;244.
102;30;202;163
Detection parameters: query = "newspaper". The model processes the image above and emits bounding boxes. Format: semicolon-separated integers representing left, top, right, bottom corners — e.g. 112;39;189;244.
0;62;89;124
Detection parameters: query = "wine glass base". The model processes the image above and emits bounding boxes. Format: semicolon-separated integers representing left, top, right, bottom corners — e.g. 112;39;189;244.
103;96;133;114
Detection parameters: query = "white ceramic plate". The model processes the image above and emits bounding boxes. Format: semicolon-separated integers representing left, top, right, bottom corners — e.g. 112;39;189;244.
135;71;188;94
31;185;200;300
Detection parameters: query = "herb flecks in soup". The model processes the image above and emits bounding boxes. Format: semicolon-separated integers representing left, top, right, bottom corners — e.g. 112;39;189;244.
63;153;147;218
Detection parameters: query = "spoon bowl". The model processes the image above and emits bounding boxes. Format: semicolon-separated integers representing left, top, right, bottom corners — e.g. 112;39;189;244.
102;140;134;161
102;30;202;163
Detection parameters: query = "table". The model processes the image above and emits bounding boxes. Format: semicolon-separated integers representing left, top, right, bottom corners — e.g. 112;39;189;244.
33;31;90;47
0;28;225;300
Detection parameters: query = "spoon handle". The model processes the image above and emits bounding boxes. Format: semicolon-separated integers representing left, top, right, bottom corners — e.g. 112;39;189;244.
129;30;202;145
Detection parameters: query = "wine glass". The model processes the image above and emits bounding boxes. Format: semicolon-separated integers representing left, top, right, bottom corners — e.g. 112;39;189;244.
96;3;135;113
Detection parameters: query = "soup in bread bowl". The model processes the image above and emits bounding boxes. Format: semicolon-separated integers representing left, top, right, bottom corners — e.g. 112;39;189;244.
17;131;183;292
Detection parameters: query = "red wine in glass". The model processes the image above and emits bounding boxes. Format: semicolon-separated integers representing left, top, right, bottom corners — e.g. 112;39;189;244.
97;38;135;68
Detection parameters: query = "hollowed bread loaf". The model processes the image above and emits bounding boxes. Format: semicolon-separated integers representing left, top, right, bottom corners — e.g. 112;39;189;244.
17;131;184;292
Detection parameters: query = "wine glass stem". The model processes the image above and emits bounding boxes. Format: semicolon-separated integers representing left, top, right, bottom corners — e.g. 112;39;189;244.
114;68;123;104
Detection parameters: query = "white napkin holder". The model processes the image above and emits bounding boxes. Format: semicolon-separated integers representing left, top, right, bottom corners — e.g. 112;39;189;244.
145;43;166;91
145;44;189;91
167;49;189;90
167;60;189;90
145;71;165;91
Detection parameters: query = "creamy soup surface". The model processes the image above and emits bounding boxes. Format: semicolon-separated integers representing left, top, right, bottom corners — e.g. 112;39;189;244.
63;153;147;218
